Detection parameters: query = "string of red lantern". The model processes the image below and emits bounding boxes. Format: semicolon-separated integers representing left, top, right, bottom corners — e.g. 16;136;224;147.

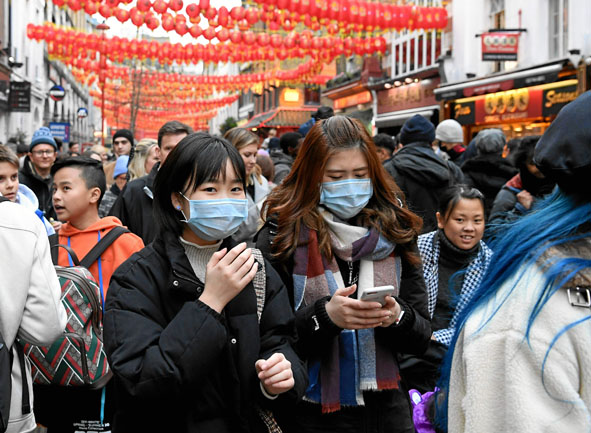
51;0;447;39
28;23;387;67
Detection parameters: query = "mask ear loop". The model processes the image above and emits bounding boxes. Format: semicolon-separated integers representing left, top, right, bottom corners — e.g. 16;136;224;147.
176;192;190;222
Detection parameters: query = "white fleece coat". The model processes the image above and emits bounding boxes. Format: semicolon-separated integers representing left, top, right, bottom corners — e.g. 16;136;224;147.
448;240;591;433
0;202;67;433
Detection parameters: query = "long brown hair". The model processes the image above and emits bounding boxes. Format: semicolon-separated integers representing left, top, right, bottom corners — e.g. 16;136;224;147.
262;115;422;263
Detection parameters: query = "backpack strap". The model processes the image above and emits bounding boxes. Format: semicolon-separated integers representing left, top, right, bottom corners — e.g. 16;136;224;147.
80;226;129;269
15;347;30;415
251;249;267;322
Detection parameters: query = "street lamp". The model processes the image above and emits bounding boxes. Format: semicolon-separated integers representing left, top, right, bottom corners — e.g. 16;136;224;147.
97;22;109;147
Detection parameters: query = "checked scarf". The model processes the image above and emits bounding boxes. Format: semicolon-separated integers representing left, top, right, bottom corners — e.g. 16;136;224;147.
293;210;402;413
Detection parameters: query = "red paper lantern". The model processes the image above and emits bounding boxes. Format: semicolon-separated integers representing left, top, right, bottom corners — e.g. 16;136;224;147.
115;8;130;23
186;3;200;18
153;0;167;13
230;6;245;21
175;22;188;35
203;26;216;40
99;4;113;19
270;33;282;48
84;2;98;15
162;15;175;31
137;0;152;12
245;9;259;25
199;0;210;11
229;30;242;44
243;31;256;45
216;28;229;42
188;25;202;38
168;0;183;12
218;6;229;27
257;33;270;46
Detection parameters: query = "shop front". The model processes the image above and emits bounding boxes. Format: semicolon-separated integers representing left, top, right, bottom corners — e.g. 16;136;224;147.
435;58;578;142
375;76;441;136
451;79;577;141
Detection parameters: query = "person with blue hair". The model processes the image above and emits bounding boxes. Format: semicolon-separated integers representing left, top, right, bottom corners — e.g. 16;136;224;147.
438;91;591;432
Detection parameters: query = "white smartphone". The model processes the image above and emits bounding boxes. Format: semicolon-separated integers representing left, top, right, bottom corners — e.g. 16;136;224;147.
358;285;395;306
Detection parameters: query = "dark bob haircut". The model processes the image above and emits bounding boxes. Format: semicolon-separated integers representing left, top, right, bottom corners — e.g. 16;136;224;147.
438;184;486;221
50;156;106;205
153;132;246;236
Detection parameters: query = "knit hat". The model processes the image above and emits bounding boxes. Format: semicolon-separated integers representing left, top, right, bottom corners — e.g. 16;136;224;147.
534;91;591;195
400;115;435;145
30;127;57;151
474;129;506;155
112;129;134;145
113;155;129;179
435;119;464;143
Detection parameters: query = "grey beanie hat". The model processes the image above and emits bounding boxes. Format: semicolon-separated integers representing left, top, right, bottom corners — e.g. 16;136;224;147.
474;129;506;155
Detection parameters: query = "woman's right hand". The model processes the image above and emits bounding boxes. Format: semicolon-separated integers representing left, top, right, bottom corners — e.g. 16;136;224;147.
199;242;258;313
325;285;392;330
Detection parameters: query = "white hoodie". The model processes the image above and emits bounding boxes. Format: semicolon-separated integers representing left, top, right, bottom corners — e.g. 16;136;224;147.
0;201;67;432
15;184;55;236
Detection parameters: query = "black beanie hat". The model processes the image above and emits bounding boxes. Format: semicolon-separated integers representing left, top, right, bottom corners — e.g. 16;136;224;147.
400;115;436;145
112;129;134;145
534;91;591;195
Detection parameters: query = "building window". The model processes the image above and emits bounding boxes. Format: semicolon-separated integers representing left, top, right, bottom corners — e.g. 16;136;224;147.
549;0;569;59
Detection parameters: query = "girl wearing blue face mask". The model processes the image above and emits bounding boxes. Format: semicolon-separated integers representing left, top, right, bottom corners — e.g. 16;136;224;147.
256;116;431;433
103;133;307;433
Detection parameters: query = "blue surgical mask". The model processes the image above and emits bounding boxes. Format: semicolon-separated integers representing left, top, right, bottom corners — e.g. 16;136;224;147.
319;179;373;220
179;193;248;241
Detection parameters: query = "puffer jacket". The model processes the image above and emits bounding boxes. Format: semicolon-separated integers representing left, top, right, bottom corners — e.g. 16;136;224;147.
0;201;67;433
18;157;56;221
384;142;465;233
103;231;307;433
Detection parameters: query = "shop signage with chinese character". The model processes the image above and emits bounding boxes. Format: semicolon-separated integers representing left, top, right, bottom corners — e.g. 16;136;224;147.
377;78;440;114
8;81;31;112
334;91;372;110
481;32;520;61
452;79;577;125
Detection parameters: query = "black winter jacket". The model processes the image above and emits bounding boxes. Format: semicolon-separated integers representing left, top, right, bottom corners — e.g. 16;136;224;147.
104;232;308;433
255;222;431;433
109;163;158;244
384;142;464;233
461;154;517;218
18;157;56;221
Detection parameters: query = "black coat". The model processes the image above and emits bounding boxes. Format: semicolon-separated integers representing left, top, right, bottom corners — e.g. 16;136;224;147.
109;163;158;244
18;156;56;221
384;142;464;233
255;222;431;433
461;154;517;218
103;232;307;433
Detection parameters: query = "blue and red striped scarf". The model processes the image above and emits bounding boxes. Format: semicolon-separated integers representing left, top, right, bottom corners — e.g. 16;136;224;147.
293;211;402;413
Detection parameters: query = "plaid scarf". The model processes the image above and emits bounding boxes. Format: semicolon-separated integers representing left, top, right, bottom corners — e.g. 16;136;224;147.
293;211;402;413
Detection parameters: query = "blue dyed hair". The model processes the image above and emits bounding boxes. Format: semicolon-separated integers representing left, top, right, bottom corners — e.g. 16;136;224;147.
436;187;591;429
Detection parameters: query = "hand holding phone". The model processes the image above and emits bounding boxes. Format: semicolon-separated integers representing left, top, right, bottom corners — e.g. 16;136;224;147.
358;285;395;306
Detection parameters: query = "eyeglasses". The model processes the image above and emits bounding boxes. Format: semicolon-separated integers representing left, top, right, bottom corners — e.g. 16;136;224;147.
32;150;56;156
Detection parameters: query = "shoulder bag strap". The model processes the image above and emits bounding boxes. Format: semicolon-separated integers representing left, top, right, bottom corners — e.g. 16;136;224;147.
80;226;129;269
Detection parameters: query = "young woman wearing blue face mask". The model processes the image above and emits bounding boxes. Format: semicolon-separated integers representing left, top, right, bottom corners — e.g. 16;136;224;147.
103;133;307;433
256;116;431;433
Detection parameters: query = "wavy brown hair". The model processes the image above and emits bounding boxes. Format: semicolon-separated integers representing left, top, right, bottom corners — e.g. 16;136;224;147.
262;115;423;263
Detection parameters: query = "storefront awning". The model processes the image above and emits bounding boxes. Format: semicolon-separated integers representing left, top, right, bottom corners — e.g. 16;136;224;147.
434;58;571;101
375;105;440;128
244;107;317;129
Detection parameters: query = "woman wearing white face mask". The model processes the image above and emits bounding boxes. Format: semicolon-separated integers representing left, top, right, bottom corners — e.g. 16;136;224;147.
103;133;307;433
256;116;431;433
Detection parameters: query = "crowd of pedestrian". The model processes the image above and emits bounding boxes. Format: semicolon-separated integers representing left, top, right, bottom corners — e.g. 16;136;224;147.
1;92;590;433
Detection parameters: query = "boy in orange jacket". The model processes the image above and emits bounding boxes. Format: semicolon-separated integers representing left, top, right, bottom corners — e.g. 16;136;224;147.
34;156;144;433
52;156;144;298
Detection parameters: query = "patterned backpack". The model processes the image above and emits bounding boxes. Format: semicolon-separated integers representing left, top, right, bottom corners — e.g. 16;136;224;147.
22;227;128;389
